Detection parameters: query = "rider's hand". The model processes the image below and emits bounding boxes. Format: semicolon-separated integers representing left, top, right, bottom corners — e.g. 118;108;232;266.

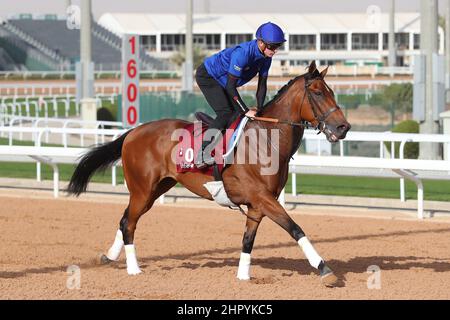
245;109;257;119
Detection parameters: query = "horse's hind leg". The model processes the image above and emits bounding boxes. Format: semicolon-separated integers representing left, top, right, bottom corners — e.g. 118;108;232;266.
102;178;176;275
237;209;262;280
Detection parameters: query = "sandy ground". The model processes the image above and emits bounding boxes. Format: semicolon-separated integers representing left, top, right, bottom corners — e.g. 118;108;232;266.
0;191;450;300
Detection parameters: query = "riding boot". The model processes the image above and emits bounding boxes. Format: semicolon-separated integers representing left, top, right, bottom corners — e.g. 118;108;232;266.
194;140;211;169
194;131;222;169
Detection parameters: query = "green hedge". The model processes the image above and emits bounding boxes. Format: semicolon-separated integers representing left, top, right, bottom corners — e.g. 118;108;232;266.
384;120;419;159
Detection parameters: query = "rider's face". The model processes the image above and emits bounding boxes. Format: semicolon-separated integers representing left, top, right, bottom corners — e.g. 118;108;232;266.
258;40;281;58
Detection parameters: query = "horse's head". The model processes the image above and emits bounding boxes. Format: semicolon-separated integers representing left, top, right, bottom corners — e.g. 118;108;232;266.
299;61;351;142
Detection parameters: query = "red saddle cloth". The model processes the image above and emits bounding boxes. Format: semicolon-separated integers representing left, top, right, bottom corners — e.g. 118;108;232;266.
176;116;243;175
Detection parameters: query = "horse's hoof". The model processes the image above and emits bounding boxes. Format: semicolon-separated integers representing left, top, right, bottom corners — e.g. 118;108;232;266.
100;254;115;265
127;268;143;275
319;263;339;288
321;272;339;288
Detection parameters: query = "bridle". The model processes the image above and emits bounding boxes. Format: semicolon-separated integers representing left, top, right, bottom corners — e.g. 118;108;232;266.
254;75;340;134
303;76;340;134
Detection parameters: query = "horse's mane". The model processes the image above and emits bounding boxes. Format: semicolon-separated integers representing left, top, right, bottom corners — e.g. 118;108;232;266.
263;68;321;108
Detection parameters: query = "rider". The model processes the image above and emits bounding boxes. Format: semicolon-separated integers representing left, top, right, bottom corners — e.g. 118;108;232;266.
194;21;286;168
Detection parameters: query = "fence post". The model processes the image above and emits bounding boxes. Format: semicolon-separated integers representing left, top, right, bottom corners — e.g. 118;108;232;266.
440;110;450;160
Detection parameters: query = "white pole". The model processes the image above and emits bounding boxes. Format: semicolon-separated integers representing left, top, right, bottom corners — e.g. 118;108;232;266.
388;0;396;67
291;172;297;196
419;0;440;160
81;0;92;100
183;0;194;92
446;0;450;102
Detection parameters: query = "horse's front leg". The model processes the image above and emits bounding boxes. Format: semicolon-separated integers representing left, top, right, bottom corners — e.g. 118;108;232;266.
237;209;263;280
252;192;339;287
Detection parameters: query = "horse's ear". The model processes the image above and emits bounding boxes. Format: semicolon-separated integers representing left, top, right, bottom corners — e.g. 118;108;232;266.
320;66;329;78
308;60;317;74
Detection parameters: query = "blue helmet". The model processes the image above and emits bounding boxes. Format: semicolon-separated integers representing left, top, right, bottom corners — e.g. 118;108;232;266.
255;22;286;44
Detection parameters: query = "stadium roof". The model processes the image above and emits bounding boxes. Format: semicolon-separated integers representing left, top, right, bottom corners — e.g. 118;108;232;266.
98;13;422;36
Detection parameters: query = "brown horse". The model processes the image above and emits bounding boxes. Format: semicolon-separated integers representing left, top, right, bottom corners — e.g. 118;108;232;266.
67;61;350;287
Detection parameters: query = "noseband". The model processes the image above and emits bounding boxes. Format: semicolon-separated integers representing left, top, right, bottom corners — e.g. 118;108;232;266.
254;75;340;134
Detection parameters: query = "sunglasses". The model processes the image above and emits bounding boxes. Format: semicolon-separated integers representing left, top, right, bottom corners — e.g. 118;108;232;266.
264;42;283;51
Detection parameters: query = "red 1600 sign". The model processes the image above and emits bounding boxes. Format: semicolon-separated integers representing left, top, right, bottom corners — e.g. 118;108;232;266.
122;35;140;127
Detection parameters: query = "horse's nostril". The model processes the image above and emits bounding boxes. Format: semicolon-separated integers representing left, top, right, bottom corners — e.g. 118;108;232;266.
337;124;349;133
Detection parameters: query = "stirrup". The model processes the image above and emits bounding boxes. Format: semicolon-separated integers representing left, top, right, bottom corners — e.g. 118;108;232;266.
194;149;208;169
203;153;216;166
194;150;215;169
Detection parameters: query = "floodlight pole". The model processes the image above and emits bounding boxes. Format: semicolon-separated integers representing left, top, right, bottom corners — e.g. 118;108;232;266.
80;0;96;125
81;0;93;99
388;0;396;67
419;0;440;159
183;0;194;92
446;0;450;102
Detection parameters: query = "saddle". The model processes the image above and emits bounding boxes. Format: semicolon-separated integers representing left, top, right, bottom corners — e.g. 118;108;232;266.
175;112;247;176
194;112;215;126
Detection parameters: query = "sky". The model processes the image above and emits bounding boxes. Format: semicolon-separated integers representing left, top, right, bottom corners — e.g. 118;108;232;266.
0;0;446;20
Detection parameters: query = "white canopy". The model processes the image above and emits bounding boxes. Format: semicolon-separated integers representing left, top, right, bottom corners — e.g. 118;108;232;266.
98;12;422;36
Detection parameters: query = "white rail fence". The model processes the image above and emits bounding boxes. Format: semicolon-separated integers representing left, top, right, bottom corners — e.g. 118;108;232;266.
0;94;118;121
0;126;127;191
0;77;413;97
1;116;126;145
0;125;449;219
0;82;180;96
280;130;450;219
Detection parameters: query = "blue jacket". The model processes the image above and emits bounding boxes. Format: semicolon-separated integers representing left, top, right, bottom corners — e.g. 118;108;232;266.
204;39;272;88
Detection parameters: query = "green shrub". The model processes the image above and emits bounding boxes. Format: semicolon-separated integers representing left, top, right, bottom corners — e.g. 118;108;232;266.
97;107;116;128
384;120;419;159
337;94;366;109
368;83;412;113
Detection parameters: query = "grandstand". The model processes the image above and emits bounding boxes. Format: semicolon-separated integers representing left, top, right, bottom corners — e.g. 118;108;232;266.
98;12;444;67
0;16;174;71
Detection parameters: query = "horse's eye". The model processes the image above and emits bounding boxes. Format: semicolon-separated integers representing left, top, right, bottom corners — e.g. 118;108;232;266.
314;91;322;96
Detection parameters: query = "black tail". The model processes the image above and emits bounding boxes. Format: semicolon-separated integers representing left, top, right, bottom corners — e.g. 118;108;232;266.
67;130;132;196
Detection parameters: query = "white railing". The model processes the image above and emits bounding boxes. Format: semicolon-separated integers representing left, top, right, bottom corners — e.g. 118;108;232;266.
0;70;179;80
1;125;449;218
0;81;181;96
0;95;119;123
0;126;127;188
0;77;414;97
283;130;450;219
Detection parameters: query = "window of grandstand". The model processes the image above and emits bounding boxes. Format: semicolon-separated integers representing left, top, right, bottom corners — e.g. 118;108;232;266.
320;60;338;66
161;34;185;51
413;34;420;49
289;60;310;66
43;14;57;20
383;33;409;50
18;14;32;19
226;34;253;47
289;35;316;50
320;34;347;50
141;35;157;52
351;33;378;50
193;34;220;50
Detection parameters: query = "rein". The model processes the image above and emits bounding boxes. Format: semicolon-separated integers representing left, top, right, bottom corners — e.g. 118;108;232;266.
252;116;312;128
253;76;340;132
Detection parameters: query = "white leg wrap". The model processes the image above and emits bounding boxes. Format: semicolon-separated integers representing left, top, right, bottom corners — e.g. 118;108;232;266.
236;252;251;280
106;229;124;261
125;244;142;275
298;237;323;269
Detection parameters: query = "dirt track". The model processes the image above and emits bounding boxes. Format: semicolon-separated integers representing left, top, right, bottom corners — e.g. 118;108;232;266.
1;192;450;300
